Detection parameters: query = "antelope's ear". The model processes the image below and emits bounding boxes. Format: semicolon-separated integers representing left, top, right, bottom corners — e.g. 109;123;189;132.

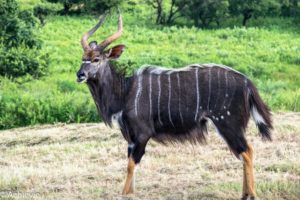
105;44;125;60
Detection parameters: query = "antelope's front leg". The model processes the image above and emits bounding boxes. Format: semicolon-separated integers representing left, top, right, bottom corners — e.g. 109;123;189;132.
122;143;137;195
122;141;148;195
122;156;136;195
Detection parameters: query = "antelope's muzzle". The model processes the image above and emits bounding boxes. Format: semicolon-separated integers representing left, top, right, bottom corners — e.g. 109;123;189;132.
77;71;87;83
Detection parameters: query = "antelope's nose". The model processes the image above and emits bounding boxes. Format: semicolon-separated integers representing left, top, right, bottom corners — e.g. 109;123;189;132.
77;71;87;83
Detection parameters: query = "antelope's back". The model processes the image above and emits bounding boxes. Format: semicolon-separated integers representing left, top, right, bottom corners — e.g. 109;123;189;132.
125;64;251;140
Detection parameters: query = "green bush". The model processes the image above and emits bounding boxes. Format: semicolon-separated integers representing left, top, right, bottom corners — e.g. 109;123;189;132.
0;0;49;79
0;46;49;78
0;0;41;49
33;3;60;25
0;79;98;129
44;0;121;14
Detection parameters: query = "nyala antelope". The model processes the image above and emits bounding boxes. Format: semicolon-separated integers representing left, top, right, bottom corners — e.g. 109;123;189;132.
76;14;272;200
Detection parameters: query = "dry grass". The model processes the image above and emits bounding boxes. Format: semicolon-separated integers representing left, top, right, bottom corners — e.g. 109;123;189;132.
0;112;299;200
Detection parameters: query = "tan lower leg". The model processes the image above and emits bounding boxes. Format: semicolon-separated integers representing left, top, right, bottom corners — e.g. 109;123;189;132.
128;173;135;194
242;162;248;196
122;157;135;195
241;145;256;197
248;145;255;197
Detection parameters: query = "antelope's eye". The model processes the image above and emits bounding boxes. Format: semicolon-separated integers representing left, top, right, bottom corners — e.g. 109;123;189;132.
93;58;100;62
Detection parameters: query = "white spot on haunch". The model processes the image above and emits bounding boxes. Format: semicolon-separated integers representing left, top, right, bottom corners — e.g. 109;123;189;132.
225;93;229;97
216;117;219;121
221;115;224;119
227;111;231;116
224;106;226;109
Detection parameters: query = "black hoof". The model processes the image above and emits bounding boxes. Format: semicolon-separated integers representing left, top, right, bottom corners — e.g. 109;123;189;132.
249;196;255;200
241;194;248;200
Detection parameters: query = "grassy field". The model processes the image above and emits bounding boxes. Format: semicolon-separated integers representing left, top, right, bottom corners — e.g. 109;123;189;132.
0;0;300;129
0;112;299;199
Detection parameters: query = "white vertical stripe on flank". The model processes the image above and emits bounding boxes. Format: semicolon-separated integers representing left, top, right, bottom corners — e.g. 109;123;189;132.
168;73;175;127
207;68;212;111
176;73;184;125
194;67;200;121
157;74;163;125
149;75;152;118
244;78;248;89
214;68;221;110
227;74;236;108
134;75;143;116
221;70;229;110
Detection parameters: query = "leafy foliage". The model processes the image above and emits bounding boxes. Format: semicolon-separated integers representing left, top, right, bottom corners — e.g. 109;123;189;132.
0;0;40;48
45;0;82;14
84;0;122;14
229;0;281;26
45;0;121;14
180;0;229;27
146;0;298;27
0;45;48;78
147;0;188;25
281;0;299;16
33;3;59;25
0;0;48;78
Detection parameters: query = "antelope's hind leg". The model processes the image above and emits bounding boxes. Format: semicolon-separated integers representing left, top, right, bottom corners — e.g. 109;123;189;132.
213;122;255;200
241;144;256;200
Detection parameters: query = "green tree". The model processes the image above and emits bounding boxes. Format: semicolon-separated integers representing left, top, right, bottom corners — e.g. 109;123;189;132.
179;0;229;28
147;0;189;25
280;0;299;16
45;0;82;14
0;0;40;48
0;0;48;78
45;0;121;14
84;0;122;14
229;0;281;26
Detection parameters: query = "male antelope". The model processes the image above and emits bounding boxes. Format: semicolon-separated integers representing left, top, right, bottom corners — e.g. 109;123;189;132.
76;14;272;200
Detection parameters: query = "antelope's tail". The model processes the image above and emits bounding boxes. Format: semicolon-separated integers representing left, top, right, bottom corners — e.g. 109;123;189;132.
248;82;273;141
